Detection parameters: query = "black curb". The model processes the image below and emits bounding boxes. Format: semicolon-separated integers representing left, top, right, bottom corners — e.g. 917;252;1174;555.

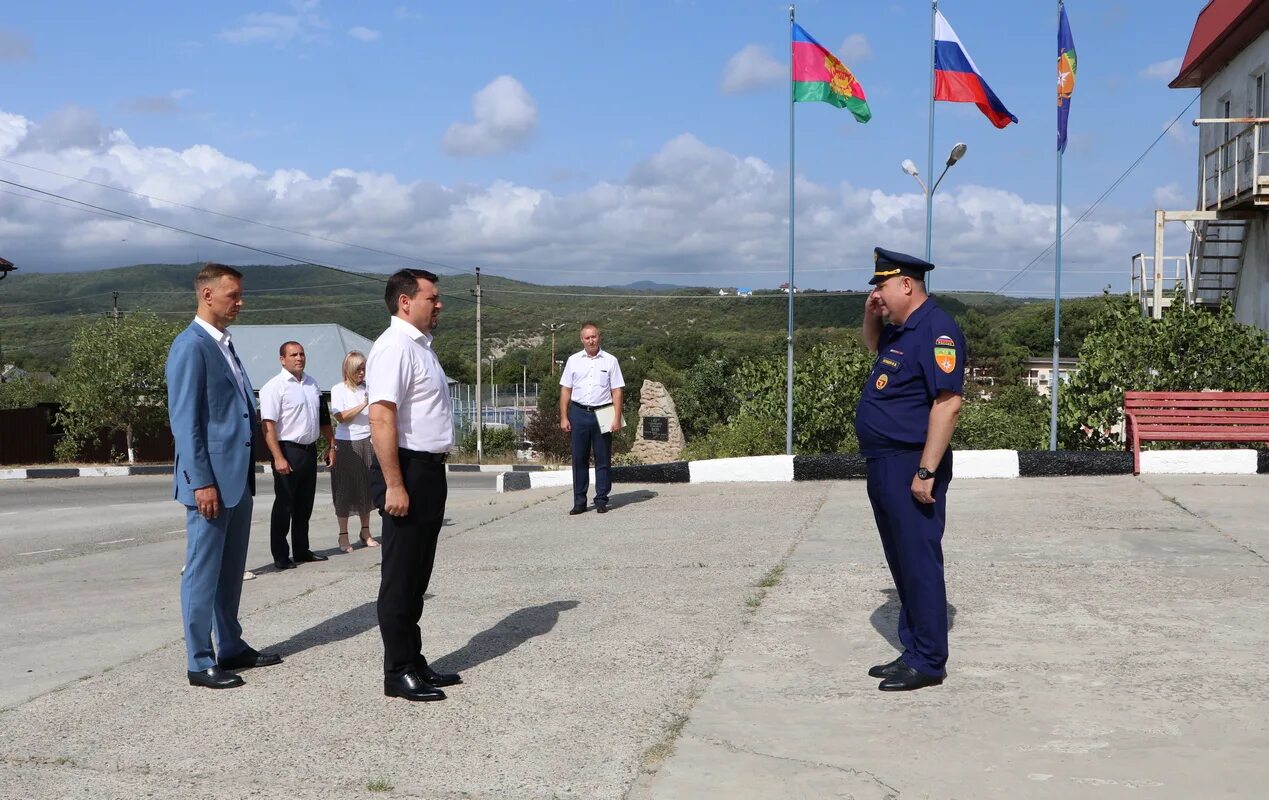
25;468;81;479
447;464;480;472
511;465;547;472
500;472;532;491
128;465;172;476
793;454;867;481
1259;449;1269;475
1017;451;1134;477
612;461;691;484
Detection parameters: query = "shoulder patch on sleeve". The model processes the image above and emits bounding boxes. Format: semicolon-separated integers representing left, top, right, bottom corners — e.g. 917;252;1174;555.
934;335;957;374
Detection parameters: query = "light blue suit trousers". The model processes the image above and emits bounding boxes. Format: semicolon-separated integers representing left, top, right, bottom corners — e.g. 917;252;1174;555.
181;495;253;671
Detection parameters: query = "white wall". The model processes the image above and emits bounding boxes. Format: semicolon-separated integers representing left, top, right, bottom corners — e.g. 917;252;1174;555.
1235;215;1269;332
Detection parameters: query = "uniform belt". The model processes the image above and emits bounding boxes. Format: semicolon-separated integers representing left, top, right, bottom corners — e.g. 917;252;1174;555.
280;440;317;449
571;401;611;412
398;447;448;463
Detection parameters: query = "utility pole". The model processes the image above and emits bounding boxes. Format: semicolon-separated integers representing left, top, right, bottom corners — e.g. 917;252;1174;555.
111;291;120;322
474;268;483;464
542;322;566;375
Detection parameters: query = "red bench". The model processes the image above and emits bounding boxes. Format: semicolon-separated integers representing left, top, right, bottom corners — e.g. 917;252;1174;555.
1123;391;1269;475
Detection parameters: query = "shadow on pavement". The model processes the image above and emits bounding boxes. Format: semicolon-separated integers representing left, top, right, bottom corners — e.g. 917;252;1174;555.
266;600;378;658
431;600;581;674
868;588;957;651
606;489;658;510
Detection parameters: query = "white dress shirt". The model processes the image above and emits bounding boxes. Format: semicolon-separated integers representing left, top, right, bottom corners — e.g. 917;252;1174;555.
330;381;371;441
193;316;248;401
559;348;625;406
258;369;322;444
366;316;455;453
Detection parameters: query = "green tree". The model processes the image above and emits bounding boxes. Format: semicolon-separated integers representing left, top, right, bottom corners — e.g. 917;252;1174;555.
523;383;571;459
953;384;1050;451
0;375;56;410
675;353;739;440
1058;294;1269;449
697;343;874;455
55;313;182;463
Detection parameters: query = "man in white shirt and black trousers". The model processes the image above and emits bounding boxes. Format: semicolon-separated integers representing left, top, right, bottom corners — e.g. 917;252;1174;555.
559;322;625;515
259;341;335;571
366;268;463;702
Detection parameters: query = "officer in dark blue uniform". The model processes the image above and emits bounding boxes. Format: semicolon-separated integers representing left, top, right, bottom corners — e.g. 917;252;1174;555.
854;247;966;691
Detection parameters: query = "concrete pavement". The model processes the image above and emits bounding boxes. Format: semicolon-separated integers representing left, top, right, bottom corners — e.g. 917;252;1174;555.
1;475;1266;798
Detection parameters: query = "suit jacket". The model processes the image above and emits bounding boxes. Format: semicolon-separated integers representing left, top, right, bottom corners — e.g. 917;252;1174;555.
166;322;258;508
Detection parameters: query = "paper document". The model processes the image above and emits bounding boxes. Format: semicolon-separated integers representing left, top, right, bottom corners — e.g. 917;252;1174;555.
594;404;619;433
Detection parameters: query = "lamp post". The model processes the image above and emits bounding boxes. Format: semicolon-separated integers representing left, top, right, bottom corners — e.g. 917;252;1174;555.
541;322;566;375
902;142;968;288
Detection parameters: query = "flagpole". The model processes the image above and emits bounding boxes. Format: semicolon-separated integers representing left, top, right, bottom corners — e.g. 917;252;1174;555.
785;3;796;456
925;0;938;287
1049;0;1065;451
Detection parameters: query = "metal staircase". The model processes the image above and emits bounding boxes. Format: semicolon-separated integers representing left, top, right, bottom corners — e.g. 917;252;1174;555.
1188;217;1247;308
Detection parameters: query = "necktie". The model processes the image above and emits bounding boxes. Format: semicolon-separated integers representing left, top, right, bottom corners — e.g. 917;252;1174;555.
226;340;254;411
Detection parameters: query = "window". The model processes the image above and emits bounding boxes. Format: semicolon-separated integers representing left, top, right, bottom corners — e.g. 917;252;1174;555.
1222;98;1233;171
1256;73;1266;118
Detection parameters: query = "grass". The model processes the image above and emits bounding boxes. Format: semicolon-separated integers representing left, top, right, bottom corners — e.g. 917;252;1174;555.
366;778;393;792
757;563;785;588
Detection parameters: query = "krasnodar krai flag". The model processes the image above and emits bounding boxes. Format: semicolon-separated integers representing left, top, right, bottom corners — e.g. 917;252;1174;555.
791;23;872;123
933;10;1018;129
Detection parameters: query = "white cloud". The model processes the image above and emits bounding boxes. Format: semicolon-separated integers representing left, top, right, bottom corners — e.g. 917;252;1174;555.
441;76;538;156
838;34;872;64
1153;183;1184;208
219;0;328;46
1140;57;1182;81
394;6;423;21
347;26;380;42
0;29;34;62
721;44;784;95
0;109;1137;295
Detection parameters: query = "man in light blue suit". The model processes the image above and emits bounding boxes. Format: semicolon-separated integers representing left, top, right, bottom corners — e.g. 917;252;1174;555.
167;263;282;689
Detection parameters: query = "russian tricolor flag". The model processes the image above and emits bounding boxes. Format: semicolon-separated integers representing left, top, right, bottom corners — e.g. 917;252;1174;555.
933;10;1017;129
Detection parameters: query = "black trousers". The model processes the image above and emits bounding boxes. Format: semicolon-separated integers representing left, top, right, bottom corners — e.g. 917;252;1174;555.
374;452;448;678
270;441;316;562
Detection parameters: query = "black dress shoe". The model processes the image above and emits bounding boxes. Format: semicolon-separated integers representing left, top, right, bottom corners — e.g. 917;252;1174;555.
595;503;609;514
187;666;244;689
384;671;446;702
868;655;906;679
878;663;944;692
218;647;283;670
294;551;328;563
415;663;463;687
568;506;587;515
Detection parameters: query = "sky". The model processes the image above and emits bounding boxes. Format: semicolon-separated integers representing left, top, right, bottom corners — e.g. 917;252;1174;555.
0;0;1211;297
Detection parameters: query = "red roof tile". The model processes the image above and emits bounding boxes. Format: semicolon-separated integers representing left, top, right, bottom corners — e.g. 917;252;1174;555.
1171;0;1269;88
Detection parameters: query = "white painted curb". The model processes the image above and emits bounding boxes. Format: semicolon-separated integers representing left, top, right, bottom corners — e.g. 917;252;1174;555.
77;466;130;477
689;455;795;484
0;468;27;480
1139;449;1259;474
528;469;590;489
954;449;1020;479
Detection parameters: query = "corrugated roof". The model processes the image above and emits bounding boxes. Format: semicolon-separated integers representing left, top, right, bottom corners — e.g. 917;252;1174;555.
228;323;375;392
1171;0;1269;88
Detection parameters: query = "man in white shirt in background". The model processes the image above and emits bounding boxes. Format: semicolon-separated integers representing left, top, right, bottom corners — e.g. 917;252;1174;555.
367;268;462;703
259;341;335;571
559;322;624;515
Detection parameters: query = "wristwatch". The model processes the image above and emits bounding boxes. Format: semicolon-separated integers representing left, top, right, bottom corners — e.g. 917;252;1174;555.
916;466;934;480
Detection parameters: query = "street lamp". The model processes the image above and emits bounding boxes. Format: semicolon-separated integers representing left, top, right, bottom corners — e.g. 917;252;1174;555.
901;142;968;282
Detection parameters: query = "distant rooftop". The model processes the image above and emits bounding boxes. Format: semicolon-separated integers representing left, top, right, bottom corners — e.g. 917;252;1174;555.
228;323;374;392
1170;0;1269;88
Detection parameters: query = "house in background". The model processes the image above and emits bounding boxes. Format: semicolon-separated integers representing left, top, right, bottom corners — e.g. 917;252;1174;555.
1139;0;1269;329
228;323;376;394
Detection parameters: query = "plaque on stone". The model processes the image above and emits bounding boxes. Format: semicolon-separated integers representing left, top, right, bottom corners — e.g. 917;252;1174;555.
642;416;669;442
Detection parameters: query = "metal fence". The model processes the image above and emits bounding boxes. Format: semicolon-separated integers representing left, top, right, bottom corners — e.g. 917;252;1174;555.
450;383;541;441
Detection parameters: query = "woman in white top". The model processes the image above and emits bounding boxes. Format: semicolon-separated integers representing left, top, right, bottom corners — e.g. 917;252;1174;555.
329;351;379;553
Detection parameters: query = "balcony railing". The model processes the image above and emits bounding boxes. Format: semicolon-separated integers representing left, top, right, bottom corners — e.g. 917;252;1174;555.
1198;118;1269;210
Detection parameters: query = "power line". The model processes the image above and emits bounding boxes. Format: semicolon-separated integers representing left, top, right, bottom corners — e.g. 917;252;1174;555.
995;94;1201;294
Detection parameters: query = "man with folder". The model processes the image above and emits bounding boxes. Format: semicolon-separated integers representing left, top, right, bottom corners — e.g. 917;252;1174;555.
558;322;624;515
